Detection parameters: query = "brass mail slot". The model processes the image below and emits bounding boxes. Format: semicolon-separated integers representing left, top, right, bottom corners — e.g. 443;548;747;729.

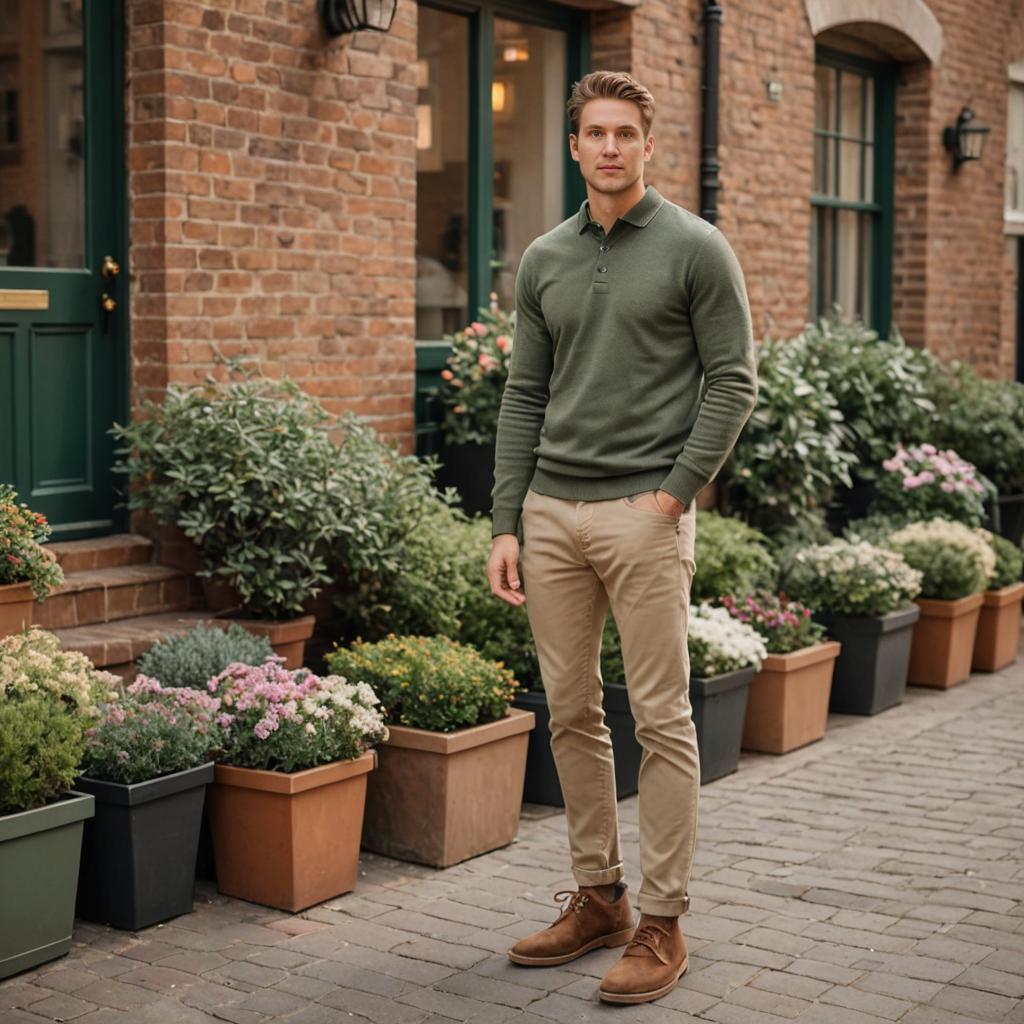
0;289;49;310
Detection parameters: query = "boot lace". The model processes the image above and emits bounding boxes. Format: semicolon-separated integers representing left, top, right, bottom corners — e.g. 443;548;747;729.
552;889;591;921
625;923;671;963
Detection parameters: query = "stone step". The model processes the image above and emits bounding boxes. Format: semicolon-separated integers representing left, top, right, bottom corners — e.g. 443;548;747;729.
33;563;198;630
53;610;212;676
46;533;154;573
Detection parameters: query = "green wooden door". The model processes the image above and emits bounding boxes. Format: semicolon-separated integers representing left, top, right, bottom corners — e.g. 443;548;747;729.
0;0;127;539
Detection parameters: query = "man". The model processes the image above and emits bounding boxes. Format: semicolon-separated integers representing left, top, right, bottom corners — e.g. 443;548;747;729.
486;70;758;1005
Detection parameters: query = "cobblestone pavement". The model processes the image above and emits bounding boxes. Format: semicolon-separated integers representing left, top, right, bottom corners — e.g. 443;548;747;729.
3;652;1023;1024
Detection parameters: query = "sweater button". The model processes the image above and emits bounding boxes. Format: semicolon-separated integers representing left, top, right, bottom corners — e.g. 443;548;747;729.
597;265;608;273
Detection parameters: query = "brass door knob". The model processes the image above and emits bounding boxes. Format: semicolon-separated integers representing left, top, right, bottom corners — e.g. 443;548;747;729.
101;255;120;278
101;293;117;312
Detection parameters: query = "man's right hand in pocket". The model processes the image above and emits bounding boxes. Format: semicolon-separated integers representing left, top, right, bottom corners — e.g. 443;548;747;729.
488;535;525;606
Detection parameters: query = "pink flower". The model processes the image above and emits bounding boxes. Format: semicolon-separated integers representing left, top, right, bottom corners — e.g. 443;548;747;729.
453;404;465;414
918;471;935;485
941;481;955;493
478;353;496;371
440;369;453;381
496;335;511;353
470;321;488;336
903;475;923;490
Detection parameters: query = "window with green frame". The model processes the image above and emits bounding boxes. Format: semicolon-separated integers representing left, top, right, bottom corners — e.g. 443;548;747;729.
810;48;895;334
414;0;588;454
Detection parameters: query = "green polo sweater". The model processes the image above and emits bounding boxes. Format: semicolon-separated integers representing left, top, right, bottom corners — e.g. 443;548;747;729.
491;185;757;538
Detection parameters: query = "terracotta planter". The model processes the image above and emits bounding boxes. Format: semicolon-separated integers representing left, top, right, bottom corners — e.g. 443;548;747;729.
362;708;535;867
0;581;34;638
908;593;985;689
202;576;243;614
741;641;841;754
207;752;375;912
972;582;1024;673
217;613;315;669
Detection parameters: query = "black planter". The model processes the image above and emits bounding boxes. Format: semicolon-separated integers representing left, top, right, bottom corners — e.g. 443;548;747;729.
75;763;214;931
512;685;645;806
827;479;879;534
436;441;495;517
814;605;920;715
691;666;756;784
990;493;1024;547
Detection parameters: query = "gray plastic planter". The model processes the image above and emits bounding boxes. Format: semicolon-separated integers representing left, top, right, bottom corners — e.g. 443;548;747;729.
512;684;644;806
691;666;756;783
815;605;920;715
0;792;94;979
75;762;214;931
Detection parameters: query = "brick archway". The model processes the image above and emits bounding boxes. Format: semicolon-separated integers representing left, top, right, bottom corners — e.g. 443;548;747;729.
805;0;944;64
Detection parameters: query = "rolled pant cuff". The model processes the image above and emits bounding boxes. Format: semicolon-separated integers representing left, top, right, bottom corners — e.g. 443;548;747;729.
637;893;691;917
572;864;625;887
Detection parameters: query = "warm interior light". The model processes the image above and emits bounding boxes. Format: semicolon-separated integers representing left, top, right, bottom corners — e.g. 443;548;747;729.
416;104;432;150
492;81;506;113
502;42;529;63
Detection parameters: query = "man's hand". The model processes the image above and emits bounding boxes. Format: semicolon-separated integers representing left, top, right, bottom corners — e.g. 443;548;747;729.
630;490;686;518
488;535;526;606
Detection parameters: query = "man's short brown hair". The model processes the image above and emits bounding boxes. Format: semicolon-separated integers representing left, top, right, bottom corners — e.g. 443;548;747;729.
567;71;655;137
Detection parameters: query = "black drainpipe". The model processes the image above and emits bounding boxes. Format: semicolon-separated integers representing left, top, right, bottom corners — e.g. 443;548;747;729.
700;0;723;224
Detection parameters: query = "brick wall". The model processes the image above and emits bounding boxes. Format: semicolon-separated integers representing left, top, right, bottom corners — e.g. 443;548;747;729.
126;0;417;446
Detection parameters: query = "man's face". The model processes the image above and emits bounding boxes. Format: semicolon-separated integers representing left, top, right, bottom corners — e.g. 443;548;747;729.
569;97;654;196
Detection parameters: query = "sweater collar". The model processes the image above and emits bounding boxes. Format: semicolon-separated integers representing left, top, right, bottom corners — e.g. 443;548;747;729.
576;185;665;234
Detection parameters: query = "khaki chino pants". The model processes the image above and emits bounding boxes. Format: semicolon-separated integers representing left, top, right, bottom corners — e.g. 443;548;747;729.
519;488;700;917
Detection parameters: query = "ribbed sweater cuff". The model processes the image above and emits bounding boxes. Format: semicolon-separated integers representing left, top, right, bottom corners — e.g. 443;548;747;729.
491;509;521;538
660;462;710;510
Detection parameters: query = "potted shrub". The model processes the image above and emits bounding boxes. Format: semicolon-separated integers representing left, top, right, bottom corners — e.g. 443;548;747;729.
205;660;385;912
75;677;227;930
783;540;923;715
687;604;766;783
136;621;275;688
0;629;115;978
111;375;357;666
720;594;840;755
0;486;64;638
889;519;995;688
327;634;534;867
972;530;1024;672
431;295;514;515
876;444;994;527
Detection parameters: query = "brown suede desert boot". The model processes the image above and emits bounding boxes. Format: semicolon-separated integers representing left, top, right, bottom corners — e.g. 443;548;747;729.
508;884;635;967
597;918;688;1004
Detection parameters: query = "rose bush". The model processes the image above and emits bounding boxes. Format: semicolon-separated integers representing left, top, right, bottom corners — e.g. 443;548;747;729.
877;444;993;526
0;484;64;601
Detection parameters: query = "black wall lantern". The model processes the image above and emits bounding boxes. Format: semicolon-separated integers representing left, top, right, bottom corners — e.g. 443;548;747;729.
318;0;398;36
942;106;991;171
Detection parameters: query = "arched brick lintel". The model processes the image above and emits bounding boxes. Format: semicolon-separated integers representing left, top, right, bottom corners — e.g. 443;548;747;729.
805;0;944;64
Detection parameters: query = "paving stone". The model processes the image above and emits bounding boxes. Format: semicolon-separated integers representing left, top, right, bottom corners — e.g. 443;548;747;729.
73;979;160;1011
878;955;968;984
722;982;814;1017
390;937;492;970
155;951;230;976
22;991;98;1020
319;986;431;1022
680;960;763;997
32;969;98;995
750;968;833;1000
851;971;944;1003
951;965;1024;999
233;988;308;1016
929;983;1019;1021
433;971;544;1009
819;983;914;1020
299;959;413;997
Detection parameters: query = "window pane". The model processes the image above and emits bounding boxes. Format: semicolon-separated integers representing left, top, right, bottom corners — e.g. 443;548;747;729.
415;7;470;341
815;64;835;132
0;0;85;268
864;77;875;143
1007;82;1024;213
863;142;874;203
491;17;566;309
839;69;865;139
813;134;833;195
838;139;864;201
811;205;834;318
835;208;871;322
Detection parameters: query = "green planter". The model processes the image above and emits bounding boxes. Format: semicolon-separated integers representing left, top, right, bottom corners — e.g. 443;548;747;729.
0;792;94;979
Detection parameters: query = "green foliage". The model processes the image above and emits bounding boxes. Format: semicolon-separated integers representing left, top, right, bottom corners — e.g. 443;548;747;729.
112;375;350;619
693;512;776;602
726;332;857;535
80;678;226;785
329;418;473;642
842;512;915;546
0;484;64;601
327;634;517;733
135;622;274;690
432;298;515;446
782;540;923;617
0;695;85;814
889;520;993;600
800;321;939;477
980;530;1024;589
452;518;541;689
930;362;1024;496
